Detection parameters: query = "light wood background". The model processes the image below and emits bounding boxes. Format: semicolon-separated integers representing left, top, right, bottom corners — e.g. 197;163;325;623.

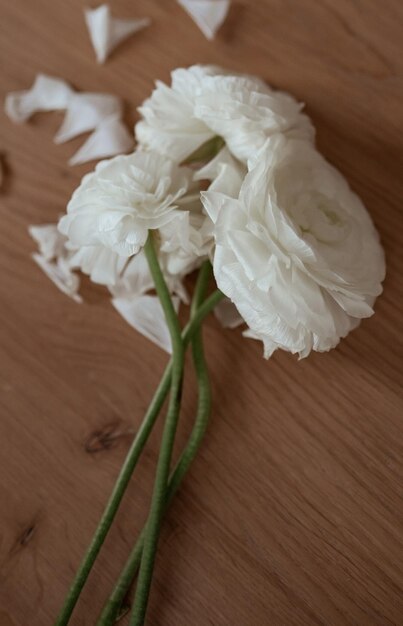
1;1;403;624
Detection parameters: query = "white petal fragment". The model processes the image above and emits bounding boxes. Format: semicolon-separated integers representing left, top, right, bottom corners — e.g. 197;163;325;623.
214;298;244;329
177;0;230;40
85;4;151;64
109;251;153;298
32;253;82;303
112;295;179;354
55;93;122;143
68;116;134;165
4;74;74;123
28;224;67;260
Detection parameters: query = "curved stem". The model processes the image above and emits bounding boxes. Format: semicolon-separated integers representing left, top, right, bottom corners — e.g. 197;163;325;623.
96;263;213;626
128;235;186;626
54;365;171;626
55;260;223;625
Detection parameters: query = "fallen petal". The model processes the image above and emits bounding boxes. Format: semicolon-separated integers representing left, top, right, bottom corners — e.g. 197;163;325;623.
5;74;74;123
68;116;134;165
109;250;153;298
177;0;230;40
32;253;82;303
55;93;122;143
112;294;179;353
85;4;151;64
29;224;68;260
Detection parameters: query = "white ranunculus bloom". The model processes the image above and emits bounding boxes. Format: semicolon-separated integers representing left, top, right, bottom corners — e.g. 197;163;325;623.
58;150;192;284
194;75;314;163
136;64;313;164
202;136;385;358
135;65;220;162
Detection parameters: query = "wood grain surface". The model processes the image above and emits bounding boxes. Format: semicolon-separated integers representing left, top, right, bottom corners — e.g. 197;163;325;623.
1;1;403;624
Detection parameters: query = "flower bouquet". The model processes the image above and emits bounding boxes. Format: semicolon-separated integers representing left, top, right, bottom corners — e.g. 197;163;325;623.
29;65;385;625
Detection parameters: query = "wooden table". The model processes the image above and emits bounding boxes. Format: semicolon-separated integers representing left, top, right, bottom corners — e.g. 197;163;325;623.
1;1;402;624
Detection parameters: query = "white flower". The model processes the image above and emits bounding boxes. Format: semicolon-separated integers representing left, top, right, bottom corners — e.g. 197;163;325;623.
202;136;385;358
135;65;314;164
135;65;219;162
194;74;314;163
58;150;192;284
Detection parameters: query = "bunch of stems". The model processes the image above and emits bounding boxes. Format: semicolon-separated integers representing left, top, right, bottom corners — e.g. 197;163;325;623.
55;233;223;626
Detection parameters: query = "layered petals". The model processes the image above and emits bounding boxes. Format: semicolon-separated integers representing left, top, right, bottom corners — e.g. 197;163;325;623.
203;136;385;358
59;150;193;282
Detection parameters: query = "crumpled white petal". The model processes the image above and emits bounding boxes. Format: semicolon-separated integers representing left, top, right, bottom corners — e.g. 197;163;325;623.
68;245;127;285
32;253;82;303
109;249;189;305
214;298;244;329
29;224;67;260
6;74;133;167
136;65;220;162
195;147;245;197
85;4;151;64
68;116;134;165
109;250;153;298
54;93;122;143
29;224;82;303
159;206;211;276
4;74;73;123
112;294;179;353
177;0;230;40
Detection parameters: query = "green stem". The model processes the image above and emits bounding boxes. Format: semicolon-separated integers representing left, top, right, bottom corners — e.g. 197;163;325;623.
55;266;223;625
127;236;191;626
182;136;225;165
96;263;213;626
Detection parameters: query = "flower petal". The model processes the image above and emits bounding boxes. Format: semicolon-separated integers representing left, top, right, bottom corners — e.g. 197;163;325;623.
195;147;245;197
177;0;230;40
109;250;153;297
112;294;179;353
5;74;73;123
68;116;134;165
68;245;127;285
55;93;122;143
32;253;82;303
29;224;67;260
85;4;151;64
